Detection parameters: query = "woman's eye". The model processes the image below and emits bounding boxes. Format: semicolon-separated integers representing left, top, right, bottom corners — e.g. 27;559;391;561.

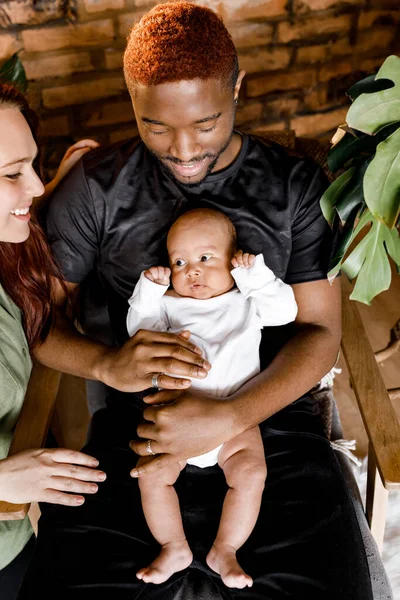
5;173;22;180
150;129;167;136
200;255;211;262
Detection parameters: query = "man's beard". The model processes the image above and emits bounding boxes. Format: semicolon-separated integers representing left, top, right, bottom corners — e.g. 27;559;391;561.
148;129;234;188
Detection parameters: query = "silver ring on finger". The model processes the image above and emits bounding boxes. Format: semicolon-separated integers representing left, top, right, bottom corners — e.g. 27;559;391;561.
146;439;156;456
151;372;162;390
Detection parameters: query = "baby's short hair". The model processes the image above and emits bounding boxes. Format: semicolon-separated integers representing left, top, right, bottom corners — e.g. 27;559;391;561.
123;1;239;93
168;208;237;255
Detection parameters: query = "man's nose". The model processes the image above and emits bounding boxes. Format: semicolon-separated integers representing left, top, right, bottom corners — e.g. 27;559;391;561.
169;132;202;163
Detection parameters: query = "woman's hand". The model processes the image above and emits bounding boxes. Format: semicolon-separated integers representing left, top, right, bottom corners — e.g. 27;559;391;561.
0;448;106;506
231;250;256;269
51;139;100;187
129;390;241;477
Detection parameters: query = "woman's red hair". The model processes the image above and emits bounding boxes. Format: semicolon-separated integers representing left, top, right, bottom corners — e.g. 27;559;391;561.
0;84;62;349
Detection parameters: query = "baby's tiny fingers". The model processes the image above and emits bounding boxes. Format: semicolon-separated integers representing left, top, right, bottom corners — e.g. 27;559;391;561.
248;254;256;267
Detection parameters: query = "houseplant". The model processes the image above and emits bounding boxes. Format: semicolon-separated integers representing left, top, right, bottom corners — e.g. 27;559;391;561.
320;54;400;305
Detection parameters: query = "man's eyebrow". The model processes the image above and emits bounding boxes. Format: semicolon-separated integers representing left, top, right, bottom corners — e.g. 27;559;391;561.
141;113;222;126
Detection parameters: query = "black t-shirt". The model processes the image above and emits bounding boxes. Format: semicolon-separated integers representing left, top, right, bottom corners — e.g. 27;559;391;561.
47;133;332;364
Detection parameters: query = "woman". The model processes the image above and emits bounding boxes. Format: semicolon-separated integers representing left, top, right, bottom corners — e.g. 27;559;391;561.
0;83;105;599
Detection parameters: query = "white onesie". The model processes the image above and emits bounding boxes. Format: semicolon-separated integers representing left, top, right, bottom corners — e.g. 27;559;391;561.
126;254;298;468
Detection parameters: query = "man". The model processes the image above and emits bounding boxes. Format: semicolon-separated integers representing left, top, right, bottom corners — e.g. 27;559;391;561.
20;3;373;599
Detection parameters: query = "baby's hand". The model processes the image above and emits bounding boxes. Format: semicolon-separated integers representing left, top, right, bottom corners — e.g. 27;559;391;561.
144;266;171;286
231;250;256;269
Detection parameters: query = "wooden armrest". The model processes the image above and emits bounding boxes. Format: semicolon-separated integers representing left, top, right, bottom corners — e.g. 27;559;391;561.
0;363;61;520
340;277;400;489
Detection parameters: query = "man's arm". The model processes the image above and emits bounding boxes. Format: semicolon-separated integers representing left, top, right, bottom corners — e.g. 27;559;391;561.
33;279;210;392
130;276;341;475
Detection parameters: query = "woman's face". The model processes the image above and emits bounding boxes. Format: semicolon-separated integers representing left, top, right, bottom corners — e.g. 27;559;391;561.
0;107;44;243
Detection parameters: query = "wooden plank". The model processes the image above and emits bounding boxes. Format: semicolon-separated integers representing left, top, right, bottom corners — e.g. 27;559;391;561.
0;363;61;520
366;445;389;552
341;277;400;489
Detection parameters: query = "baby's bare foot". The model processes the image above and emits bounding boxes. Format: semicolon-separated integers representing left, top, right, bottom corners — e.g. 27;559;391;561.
207;543;253;589
136;541;192;584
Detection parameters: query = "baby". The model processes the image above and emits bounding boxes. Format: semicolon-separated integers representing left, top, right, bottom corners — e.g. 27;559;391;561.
126;208;298;589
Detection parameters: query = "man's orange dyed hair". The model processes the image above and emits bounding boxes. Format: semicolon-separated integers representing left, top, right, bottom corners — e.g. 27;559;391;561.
123;1;239;92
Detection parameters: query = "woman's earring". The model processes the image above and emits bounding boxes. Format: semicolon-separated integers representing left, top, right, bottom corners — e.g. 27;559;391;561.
234;98;238;105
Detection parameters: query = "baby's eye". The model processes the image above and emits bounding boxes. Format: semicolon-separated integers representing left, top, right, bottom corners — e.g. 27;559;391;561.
175;258;186;267
200;254;212;262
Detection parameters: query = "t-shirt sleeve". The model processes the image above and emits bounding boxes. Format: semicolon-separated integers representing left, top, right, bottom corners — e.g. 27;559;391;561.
285;159;334;285
45;160;101;284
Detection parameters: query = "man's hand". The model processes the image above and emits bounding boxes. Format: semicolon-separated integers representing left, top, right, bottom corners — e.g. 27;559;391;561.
144;266;171;286
231;250;256;269
95;329;211;392
129;390;241;477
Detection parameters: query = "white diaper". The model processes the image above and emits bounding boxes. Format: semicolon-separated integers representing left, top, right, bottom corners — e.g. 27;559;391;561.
187;444;223;469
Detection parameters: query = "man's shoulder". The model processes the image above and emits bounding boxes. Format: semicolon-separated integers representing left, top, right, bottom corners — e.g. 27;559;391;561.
81;135;145;181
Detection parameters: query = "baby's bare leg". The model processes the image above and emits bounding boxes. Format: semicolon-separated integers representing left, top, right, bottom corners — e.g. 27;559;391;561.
206;427;267;589
137;457;192;584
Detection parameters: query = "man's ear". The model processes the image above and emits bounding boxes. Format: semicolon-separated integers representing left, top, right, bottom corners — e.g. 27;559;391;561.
234;70;246;102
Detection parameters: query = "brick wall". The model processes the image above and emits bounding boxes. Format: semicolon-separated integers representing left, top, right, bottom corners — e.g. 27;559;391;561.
1;0;399;174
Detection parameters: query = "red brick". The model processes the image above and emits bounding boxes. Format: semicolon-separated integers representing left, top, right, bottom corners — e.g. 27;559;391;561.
82;100;135;127
265;97;301;119
250;121;287;132
83;0;125;13
0;33;19;61
294;0;362;9
296;45;327;64
105;48;124;70
303;87;328;111
290;107;348;136
0;0;65;27
22;52;94;81
40;115;70;137
192;0;288;21
329;30;396;58
247;68;317;97
42;77;126;108
109;126;139;144
133;0;157;6
358;9;400;29
239;48;292;74
21;20;114;53
228;22;274;49
118;11;147;38
318;58;353;83
235;101;264;126
359;57;387;74
278;14;352;43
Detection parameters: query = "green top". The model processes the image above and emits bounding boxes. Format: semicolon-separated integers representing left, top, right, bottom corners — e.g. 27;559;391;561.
0;283;33;570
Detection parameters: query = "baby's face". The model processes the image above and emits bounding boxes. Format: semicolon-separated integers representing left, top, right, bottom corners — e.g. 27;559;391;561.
167;217;234;299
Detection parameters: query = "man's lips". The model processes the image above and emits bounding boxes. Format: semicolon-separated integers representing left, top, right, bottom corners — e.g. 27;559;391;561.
166;158;208;178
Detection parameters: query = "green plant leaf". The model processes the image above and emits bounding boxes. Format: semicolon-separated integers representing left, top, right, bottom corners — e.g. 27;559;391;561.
347;74;394;101
346;55;400;135
363;127;400;228
334;209;399;304
320;167;355;226
328;205;364;279
335;159;370;223
0;52;27;92
327;123;400;172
